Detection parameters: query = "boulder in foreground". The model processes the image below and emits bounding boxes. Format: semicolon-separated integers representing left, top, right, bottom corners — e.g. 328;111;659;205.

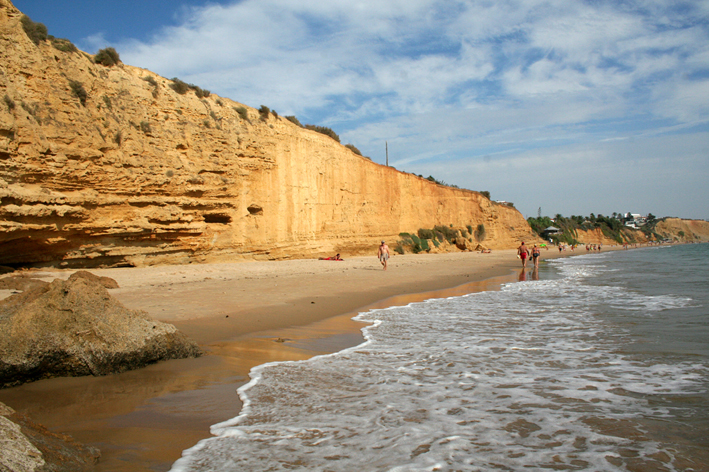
0;276;202;388
0;401;100;472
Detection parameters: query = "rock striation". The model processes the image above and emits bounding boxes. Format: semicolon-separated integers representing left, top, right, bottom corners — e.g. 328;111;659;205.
0;274;202;389
0;0;538;269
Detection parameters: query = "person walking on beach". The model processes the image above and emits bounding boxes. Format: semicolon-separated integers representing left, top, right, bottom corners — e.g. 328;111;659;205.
531;244;541;268
378;241;390;270
517;241;530;268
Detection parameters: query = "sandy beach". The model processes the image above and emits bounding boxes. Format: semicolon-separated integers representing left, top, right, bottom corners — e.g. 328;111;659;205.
0;246;614;471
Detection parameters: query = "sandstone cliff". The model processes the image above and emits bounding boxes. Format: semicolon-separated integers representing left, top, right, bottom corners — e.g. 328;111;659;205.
0;0;537;268
655;218;709;243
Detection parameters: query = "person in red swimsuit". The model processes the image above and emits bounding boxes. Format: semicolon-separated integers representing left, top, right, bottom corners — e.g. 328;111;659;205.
517;241;530;268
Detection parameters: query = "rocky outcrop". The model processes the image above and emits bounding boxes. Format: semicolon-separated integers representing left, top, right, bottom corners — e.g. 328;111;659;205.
0;401;100;472
0;0;538;269
0;275;202;388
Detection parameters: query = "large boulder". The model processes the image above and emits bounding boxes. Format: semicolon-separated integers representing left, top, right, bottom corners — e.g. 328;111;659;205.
0;276;202;388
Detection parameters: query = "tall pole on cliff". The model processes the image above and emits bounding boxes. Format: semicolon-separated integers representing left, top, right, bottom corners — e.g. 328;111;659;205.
386;141;389;166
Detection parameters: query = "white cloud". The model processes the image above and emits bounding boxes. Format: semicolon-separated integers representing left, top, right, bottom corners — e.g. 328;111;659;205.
111;0;709;219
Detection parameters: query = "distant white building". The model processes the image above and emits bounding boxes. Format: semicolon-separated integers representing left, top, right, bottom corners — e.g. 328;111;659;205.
624;212;647;228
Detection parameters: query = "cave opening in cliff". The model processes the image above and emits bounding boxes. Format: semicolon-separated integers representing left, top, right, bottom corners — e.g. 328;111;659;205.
204;213;232;224
247;204;263;215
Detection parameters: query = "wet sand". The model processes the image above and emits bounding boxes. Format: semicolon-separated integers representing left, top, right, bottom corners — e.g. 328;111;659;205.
0;248;604;471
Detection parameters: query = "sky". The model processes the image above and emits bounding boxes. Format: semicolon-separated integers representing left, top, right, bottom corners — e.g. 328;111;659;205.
13;0;709;220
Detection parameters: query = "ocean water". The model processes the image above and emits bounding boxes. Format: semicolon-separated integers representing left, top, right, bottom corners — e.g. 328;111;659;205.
172;244;709;471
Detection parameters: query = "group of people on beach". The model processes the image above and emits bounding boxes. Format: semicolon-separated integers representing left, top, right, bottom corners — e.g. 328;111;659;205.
517;241;541;268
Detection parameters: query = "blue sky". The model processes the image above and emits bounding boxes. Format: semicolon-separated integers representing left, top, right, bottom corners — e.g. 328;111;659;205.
14;0;709;220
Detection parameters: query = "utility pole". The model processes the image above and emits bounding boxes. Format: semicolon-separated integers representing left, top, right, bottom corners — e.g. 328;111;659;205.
386;141;388;166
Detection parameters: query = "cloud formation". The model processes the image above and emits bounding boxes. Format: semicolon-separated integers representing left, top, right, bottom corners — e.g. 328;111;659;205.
105;0;708;219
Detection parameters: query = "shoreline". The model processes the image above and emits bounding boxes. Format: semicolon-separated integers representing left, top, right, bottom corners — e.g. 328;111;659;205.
0;246;632;471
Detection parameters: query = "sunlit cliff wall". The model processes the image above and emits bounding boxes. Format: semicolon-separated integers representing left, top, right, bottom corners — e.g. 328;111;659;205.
0;0;537;268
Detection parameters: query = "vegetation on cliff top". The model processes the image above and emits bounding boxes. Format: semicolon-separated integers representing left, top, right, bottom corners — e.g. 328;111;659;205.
20;14;77;53
94;47;121;66
527;213;662;245
170;78;210;98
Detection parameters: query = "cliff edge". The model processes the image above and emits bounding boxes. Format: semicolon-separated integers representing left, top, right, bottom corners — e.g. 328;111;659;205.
0;0;536;268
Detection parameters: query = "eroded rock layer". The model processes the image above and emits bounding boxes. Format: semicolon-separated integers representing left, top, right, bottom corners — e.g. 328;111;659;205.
0;0;536;268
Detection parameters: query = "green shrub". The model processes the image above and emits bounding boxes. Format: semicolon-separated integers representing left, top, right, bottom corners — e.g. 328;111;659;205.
114;131;122;145
345;144;362;156
271;109;278;118
102;95;112;111
21;15;47;45
285;115;302;127
94;47;120;66
475;224;486;241
142;76;158;87
170;78;190;94
50;37;77;53
216;99;223;106
480;190;490;199
410;234;429;253
140;121;151;134
3;95;15;111
305;124;340;143
234;106;249;121
69;80;87;106
394;243;405;255
194;87;210;98
434;225;457;242
258;105;270;120
417;228;434;240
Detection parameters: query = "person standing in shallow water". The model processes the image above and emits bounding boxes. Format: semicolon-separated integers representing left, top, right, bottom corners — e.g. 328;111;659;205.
531;244;541;268
517;241;530;268
378;241;390;270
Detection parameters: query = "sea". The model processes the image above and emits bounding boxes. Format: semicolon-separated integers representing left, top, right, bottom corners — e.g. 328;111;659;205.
171;244;709;472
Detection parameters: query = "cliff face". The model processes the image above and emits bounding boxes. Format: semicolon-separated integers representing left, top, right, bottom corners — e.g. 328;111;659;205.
0;0;536;268
655;218;709;242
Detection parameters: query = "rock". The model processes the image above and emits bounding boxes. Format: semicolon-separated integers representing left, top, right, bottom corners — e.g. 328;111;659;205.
0;276;48;292
0;401;100;472
454;230;475;251
68;270;119;289
0;276;202;388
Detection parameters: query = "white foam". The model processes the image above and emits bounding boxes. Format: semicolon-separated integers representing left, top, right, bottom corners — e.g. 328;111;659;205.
170;253;708;472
